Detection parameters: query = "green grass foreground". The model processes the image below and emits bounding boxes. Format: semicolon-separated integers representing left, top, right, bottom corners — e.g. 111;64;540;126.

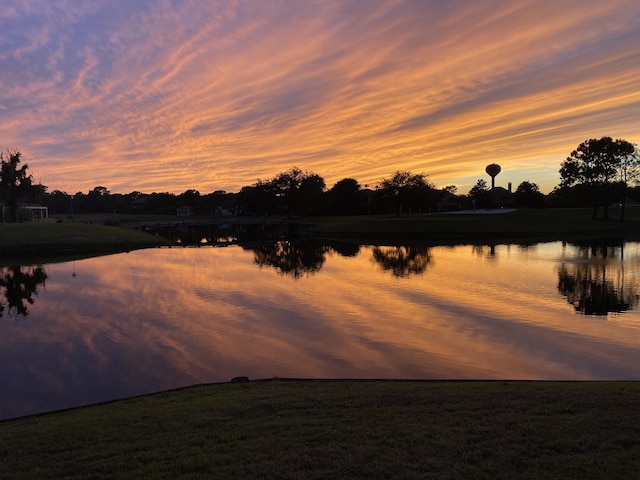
0;221;167;264
1;380;639;479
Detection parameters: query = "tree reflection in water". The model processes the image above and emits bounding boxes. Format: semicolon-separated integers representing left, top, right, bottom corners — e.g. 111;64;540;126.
557;243;640;315
371;246;432;277
0;265;48;318
323;240;360;257
250;240;329;279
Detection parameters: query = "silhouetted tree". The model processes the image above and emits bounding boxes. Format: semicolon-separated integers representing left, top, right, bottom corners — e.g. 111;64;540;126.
324;178;361;215
84;186;112;213
0;150;37;222
202;190;236;215
177;189;202;214
297;173;325;215
42;189;73;215
237;182;275;215
514;181;545;208
239;168;325;216
468;179;490;209
143;192;178;215
435;185;460;212
271;167;325;216
615;140;639;221
378;171;434;216
559;137;633;219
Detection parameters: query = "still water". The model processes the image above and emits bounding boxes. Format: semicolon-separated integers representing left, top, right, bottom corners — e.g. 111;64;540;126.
2;240;640;419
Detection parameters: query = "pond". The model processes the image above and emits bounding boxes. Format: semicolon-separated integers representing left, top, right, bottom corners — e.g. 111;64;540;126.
2;240;640;419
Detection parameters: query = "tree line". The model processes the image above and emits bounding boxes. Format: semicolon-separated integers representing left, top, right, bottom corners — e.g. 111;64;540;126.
0;136;638;221
35;169;543;218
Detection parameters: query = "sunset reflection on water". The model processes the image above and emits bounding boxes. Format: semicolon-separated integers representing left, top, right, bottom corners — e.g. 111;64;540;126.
2;241;640;419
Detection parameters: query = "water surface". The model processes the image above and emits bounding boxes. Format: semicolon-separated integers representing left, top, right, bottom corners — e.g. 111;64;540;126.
2;241;640;419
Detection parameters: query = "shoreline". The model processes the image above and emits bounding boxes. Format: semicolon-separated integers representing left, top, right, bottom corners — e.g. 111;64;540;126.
2;377;637;424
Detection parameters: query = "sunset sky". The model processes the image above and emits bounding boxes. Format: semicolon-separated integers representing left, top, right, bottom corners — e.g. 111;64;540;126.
2;1;639;195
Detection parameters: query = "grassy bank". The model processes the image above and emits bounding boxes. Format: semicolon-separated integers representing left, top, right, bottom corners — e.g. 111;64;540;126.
1;380;639;479
0;221;167;264
305;207;640;244
3;207;640;264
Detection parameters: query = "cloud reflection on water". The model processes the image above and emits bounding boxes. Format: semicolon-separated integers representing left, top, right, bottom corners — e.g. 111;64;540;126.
2;242;640;419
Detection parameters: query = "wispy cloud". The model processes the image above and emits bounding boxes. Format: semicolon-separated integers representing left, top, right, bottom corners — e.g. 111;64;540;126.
1;0;639;194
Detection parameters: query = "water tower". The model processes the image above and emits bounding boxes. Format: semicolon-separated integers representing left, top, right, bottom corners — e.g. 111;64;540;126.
485;163;501;189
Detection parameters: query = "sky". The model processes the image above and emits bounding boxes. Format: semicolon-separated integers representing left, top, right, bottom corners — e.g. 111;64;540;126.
1;1;640;196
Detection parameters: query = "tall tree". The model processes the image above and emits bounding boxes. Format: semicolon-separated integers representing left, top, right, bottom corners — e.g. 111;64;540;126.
615;139;639;221
559;137;628;219
85;186;112;213
378;170;433;216
237;182;275;215
270;167;325;216
0;149;35;222
514;181;545;208
468;179;490;209
325;178;361;215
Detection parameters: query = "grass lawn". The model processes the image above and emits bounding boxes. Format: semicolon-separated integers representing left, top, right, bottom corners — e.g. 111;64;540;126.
1;379;639;479
305;207;640;244
0;221;167;264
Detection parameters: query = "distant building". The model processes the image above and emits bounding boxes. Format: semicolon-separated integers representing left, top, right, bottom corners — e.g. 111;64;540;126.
19;203;49;219
129;195;148;213
176;205;193;216
489;186;514;208
215;206;235;216
436;192;460;212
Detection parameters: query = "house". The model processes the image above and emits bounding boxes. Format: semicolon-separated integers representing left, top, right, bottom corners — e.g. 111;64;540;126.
489;186;514;208
176;205;193;216
129;195;148;213
18;203;49;219
436;192;460;212
215;206;235;216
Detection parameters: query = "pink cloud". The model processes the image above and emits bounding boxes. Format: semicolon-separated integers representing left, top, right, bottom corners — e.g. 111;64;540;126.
0;0;639;195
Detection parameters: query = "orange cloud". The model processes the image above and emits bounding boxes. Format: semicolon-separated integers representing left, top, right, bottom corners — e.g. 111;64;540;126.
1;0;639;194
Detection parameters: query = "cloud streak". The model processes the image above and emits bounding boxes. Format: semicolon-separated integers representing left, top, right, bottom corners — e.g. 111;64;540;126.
1;0;639;194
